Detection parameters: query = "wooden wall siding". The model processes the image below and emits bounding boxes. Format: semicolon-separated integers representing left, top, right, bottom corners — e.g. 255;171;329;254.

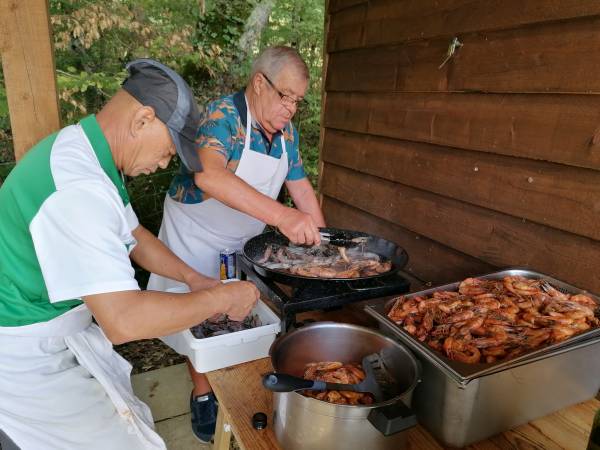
326;16;600;94
320;2;600;291
322;130;600;241
327;0;600;52
328;0;366;14
320;164;600;293
323;196;497;284
323;92;600;171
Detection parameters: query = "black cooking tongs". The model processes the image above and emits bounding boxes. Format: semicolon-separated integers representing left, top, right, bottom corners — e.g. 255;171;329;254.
319;230;369;248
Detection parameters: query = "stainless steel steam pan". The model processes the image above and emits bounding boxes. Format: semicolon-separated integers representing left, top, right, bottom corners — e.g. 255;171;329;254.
380;323;600;447
364;268;600;385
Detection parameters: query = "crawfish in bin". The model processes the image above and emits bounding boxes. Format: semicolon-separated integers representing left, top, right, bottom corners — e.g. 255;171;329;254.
190;313;262;339
190;248;262;338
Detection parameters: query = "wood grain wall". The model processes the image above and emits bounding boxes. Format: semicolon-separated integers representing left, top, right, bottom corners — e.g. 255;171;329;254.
319;0;600;291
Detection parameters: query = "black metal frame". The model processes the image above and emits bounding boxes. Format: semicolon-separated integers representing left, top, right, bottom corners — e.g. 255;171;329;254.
238;254;411;331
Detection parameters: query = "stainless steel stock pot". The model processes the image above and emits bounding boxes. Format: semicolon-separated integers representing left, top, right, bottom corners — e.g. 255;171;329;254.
269;322;421;450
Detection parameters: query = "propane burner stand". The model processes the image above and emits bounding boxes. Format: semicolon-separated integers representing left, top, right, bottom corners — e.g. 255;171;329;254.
238;254;410;331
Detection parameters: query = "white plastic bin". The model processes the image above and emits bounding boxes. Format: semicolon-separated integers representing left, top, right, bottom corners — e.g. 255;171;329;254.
159;284;281;372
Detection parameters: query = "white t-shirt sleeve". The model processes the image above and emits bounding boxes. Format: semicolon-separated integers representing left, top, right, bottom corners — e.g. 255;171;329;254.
124;203;139;231
30;183;140;302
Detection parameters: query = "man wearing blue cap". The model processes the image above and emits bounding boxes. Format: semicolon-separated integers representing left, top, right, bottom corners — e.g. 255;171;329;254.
0;59;260;450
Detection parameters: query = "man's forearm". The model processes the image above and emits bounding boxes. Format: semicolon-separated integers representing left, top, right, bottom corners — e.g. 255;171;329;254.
85;289;223;344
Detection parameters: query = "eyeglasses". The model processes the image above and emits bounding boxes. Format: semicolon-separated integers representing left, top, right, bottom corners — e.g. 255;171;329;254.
262;73;305;110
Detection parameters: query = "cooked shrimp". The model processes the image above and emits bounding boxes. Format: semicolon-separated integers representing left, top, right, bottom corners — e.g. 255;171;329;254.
458;317;485;336
337;246;350;263
314;362;343;371
443;336;481;364
482;345;508;357
443;309;475;324
459;278;488;296
387;275;598;365
438;299;463;313
503;276;541;296
570;294;598;308
345;364;366;382
471;332;509;348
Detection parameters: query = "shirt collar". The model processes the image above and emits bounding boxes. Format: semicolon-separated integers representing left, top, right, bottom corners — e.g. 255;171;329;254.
79;115;130;206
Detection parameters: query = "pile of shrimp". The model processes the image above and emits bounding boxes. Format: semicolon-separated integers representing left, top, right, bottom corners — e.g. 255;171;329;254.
258;243;392;278
301;361;375;405
387;276;600;364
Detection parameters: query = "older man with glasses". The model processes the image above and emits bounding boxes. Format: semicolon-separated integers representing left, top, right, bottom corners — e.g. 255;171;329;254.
148;46;326;442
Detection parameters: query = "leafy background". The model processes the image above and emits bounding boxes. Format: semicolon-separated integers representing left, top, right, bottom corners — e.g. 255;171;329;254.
0;0;325;286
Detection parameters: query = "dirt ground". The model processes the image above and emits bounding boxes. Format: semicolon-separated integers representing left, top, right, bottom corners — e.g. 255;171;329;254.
115;339;186;374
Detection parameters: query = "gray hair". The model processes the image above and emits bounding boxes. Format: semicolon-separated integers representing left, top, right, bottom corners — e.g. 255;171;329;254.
249;46;309;84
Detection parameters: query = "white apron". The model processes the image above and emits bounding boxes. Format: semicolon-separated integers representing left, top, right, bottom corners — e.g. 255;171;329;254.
148;97;289;290
0;304;165;450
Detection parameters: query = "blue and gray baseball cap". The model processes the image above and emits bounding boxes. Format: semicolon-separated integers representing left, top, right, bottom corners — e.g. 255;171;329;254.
122;58;202;172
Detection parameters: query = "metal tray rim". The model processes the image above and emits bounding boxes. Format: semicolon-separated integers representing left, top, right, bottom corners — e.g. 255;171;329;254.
364;267;600;383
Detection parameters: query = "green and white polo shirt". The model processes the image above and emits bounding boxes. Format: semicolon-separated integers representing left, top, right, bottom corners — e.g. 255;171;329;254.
0;115;140;327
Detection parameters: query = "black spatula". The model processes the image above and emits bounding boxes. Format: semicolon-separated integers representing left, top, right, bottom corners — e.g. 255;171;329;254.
262;353;386;402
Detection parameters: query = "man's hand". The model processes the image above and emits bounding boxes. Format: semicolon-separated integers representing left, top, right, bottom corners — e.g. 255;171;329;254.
275;207;321;246
213;281;260;321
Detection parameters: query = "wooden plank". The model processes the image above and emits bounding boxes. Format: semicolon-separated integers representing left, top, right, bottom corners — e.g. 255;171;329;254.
327;0;600;52
207;359;281;450
327;16;600;94
326;39;452;93
329;0;366;14
321;163;600;293
206;356;600;450
323;92;600;171
213;408;232;450
322;129;600;241
322;195;496;285
327;2;366;51
0;0;60;160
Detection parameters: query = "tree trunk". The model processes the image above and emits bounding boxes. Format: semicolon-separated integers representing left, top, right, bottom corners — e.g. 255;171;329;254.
237;0;275;61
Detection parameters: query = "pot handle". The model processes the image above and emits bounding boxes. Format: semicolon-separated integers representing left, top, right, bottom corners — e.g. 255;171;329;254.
367;401;417;436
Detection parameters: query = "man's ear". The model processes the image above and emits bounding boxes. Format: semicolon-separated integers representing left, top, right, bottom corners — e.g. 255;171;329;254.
130;106;157;137
252;73;265;95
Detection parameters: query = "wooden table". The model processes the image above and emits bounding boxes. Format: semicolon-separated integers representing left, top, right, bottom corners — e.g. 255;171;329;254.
207;356;599;450
206;297;599;450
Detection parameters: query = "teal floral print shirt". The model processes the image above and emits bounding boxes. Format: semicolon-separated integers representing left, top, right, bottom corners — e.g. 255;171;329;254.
168;90;305;204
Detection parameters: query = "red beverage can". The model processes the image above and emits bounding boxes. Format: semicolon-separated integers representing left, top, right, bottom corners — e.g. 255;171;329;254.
219;249;236;280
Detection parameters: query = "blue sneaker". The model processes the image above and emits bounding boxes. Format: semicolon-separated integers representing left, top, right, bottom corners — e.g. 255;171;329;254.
190;391;218;443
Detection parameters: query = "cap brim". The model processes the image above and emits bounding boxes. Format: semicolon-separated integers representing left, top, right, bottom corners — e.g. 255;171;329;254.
169;128;202;172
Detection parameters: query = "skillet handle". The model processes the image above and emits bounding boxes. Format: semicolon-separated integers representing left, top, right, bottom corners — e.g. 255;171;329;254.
367;401;417;436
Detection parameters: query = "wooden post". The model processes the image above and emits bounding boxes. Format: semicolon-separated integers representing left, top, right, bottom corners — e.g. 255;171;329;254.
0;0;60;160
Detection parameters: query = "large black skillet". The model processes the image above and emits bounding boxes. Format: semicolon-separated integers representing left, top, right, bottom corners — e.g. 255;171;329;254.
242;227;409;286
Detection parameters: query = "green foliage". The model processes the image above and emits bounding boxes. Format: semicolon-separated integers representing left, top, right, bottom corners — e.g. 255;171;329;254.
0;0;325;218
